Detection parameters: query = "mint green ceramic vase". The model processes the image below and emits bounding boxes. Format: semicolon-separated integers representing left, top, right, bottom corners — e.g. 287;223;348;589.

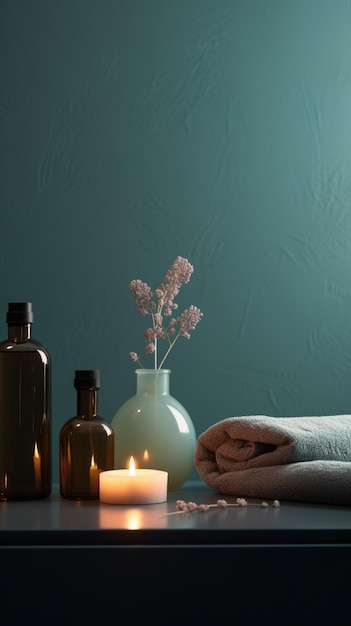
111;369;197;491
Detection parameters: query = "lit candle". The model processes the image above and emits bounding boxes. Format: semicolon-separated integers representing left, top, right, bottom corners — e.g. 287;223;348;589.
33;442;41;489
99;456;168;505
89;453;99;493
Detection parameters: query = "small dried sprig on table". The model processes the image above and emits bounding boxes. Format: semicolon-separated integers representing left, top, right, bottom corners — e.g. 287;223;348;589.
164;498;280;516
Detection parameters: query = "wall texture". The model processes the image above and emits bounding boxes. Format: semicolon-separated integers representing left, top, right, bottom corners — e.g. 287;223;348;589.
2;0;351;483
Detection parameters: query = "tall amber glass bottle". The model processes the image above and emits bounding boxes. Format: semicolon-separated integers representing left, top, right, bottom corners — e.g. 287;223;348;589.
0;302;51;500
59;369;114;500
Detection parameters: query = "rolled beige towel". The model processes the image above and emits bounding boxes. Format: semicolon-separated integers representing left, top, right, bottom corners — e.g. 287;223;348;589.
195;415;351;505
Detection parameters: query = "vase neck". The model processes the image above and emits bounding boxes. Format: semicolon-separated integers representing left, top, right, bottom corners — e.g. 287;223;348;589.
136;369;170;395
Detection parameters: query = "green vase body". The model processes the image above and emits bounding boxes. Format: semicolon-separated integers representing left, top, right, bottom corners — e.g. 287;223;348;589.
111;369;196;491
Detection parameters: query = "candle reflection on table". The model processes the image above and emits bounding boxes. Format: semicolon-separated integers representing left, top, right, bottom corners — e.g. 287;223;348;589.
99;504;169;530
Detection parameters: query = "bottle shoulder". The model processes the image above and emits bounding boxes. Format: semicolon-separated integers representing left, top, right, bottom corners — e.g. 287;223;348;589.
60;416;114;434
0;338;50;357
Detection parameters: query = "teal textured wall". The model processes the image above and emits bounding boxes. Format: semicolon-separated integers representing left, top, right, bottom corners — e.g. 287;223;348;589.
2;0;351;483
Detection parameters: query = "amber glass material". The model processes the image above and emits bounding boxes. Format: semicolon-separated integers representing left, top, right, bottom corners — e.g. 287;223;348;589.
59;370;115;500
0;302;51;500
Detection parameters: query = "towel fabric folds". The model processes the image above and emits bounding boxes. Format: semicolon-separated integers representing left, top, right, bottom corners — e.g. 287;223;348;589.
194;415;351;505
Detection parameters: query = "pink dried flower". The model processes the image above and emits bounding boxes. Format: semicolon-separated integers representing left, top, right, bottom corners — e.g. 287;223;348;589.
129;280;154;315
186;501;199;512
176;499;187;510
163;256;194;286
128;352;143;368
237;498;248;507
198;504;210;512
129;256;203;369
174;305;203;337
217;499;228;508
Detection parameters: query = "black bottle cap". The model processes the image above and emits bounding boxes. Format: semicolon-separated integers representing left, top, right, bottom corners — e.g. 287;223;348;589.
7;302;34;324
74;370;101;389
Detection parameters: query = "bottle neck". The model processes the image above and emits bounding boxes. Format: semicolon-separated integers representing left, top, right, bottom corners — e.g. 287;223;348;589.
7;323;31;342
77;389;98;418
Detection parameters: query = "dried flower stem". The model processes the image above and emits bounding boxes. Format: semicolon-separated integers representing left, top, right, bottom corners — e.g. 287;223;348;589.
164;498;281;516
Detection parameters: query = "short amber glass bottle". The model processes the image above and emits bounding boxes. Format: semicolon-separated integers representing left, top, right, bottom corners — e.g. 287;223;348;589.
59;370;114;500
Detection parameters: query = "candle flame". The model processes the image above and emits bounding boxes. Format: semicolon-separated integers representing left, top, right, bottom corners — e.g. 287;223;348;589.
129;455;136;476
143;449;149;461
34;442;40;459
90;454;98;470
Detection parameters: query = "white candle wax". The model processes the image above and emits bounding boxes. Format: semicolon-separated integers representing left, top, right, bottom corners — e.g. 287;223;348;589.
99;468;168;505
